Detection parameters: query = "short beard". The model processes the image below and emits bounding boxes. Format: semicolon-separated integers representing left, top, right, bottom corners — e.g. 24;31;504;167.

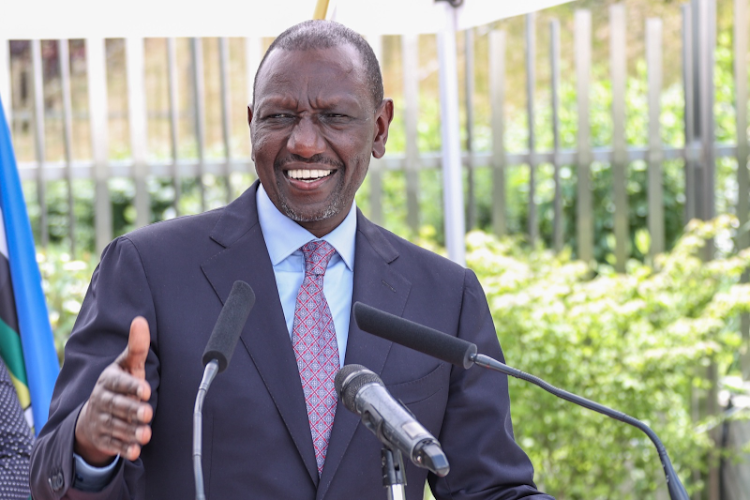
275;169;347;223
279;196;343;223
274;153;368;223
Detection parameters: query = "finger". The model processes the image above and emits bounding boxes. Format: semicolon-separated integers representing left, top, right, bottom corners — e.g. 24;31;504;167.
116;317;151;380
93;389;153;425
123;443;143;462
98;366;152;402
93;412;152;446
91;434;143;462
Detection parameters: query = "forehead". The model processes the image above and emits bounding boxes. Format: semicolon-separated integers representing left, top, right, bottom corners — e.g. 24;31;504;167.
255;44;370;105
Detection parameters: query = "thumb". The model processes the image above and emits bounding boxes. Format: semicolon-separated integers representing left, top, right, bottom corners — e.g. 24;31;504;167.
117;316;151;380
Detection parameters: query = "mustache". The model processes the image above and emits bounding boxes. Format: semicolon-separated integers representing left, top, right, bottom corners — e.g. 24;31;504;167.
275;154;344;169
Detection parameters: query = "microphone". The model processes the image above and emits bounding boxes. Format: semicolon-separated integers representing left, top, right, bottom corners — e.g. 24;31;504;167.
201;280;256;371
334;364;450;477
353;302;476;369
352;302;689;500
194;281;255;500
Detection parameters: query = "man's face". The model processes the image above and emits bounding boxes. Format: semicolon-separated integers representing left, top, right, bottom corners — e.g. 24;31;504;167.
249;43;394;237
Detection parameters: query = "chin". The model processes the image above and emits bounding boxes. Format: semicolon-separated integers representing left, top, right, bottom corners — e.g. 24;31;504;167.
281;201;341;223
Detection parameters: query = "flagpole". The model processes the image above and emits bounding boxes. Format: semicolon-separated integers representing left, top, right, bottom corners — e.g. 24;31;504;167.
312;0;330;19
0;95;59;433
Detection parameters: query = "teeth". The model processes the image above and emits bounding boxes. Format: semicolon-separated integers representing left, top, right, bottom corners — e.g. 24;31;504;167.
287;169;333;181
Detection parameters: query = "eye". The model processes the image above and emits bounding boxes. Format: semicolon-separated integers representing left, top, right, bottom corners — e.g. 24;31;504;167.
260;113;296;126
322;113;351;123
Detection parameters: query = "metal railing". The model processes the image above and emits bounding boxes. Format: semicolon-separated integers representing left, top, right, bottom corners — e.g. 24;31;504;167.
0;0;747;268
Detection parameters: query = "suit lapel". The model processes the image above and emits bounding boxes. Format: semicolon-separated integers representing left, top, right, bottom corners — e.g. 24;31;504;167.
317;211;412;500
200;182;320;487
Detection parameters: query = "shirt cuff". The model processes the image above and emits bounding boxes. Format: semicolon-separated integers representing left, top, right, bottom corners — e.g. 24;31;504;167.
73;453;120;492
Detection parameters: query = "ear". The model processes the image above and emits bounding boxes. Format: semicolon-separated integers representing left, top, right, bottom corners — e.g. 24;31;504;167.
247;104;255;161
371;99;394;159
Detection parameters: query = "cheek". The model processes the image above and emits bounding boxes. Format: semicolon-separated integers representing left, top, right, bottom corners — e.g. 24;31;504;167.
346;154;371;190
331;133;372;166
251;126;286;157
251;143;281;186
251;134;271;157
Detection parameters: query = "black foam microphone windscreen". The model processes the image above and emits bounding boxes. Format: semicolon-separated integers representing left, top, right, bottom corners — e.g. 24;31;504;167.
352;302;477;369
202;280;256;372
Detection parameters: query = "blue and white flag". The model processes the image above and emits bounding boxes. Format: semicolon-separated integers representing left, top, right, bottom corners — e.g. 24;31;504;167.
0;94;59;433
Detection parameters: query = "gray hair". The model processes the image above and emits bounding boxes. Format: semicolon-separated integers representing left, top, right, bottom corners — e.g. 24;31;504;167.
253;20;384;109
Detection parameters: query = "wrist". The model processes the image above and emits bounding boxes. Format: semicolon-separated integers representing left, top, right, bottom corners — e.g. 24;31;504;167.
74;444;116;467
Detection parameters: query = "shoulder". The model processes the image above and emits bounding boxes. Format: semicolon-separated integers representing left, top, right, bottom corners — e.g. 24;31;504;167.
358;215;469;288
108;184;260;259
92;209;225;273
122;207;225;248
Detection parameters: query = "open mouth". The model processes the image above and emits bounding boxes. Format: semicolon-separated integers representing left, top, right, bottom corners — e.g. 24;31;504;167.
285;169;334;183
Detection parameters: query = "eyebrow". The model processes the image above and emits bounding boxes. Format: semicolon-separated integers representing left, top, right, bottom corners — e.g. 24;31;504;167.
258;94;298;108
259;94;363;111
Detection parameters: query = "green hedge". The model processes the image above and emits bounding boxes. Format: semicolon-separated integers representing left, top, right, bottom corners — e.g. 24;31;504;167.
466;215;750;498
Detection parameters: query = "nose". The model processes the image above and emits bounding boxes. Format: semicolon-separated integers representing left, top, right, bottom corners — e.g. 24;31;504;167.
287;116;326;159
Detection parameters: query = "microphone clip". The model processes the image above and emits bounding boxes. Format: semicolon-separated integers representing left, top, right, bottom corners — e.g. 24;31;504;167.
381;447;407;500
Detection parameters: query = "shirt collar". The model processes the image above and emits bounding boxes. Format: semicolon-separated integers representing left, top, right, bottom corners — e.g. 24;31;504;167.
256;184;357;270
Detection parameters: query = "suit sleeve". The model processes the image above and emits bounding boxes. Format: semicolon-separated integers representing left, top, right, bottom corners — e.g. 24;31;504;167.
429;269;554;500
30;237;160;500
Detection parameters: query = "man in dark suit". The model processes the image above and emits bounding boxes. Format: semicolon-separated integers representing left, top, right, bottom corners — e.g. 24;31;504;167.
30;20;553;500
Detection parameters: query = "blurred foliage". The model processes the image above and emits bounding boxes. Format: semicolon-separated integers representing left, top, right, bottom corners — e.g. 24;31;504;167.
37;247;96;364
462;215;750;499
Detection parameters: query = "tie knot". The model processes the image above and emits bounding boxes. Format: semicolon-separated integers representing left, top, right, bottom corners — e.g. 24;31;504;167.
301;240;336;276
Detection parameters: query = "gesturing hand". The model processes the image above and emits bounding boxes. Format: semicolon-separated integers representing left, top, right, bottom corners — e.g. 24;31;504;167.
74;317;154;466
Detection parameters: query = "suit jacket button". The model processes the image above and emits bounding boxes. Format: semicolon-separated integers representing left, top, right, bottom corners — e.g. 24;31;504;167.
48;471;64;492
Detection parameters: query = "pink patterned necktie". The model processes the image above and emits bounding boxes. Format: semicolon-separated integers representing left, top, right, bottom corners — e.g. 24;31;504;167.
292;240;340;475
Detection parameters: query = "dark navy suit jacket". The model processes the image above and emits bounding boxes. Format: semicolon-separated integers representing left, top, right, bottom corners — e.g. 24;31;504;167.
30;182;553;500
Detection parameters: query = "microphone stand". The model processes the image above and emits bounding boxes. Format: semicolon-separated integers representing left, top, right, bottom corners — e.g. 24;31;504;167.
381;446;406;500
472;353;690;500
193;359;219;500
